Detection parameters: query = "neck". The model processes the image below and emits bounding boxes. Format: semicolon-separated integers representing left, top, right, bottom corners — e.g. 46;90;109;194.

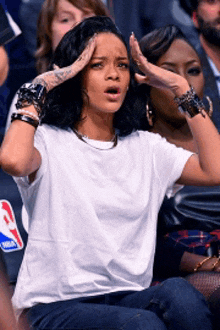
151;119;196;152
75;110;115;141
200;35;220;71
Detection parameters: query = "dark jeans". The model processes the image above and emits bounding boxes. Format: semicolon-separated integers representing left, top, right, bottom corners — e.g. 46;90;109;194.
25;278;213;330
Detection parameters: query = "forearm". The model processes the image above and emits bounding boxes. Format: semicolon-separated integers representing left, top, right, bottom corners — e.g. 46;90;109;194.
180;251;220;273
173;83;220;186
0;105;40;177
186;114;220;183
32;34;96;92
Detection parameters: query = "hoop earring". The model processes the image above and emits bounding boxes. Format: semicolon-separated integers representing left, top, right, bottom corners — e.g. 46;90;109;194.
205;95;213;117
146;102;154;127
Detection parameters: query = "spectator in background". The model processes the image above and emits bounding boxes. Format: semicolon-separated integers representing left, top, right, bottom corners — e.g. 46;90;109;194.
35;0;110;73
0;3;21;135
112;0;198;46
138;23;220;329
18;0;110;59
179;0;220;128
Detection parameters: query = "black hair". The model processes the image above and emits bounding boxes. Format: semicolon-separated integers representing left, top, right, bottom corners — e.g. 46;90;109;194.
179;0;199;16
41;16;148;136
139;24;195;65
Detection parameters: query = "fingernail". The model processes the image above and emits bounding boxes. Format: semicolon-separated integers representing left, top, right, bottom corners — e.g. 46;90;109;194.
89;33;96;43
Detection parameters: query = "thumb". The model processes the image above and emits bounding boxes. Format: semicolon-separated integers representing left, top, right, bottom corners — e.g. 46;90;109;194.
135;73;149;85
53;64;60;70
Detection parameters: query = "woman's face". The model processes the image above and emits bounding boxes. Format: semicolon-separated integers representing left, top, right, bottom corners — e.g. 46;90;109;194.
150;38;204;125
51;0;95;51
82;32;130;118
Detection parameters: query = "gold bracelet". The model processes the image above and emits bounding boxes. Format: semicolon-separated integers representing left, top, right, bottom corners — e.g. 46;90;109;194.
211;257;220;271
194;256;212;272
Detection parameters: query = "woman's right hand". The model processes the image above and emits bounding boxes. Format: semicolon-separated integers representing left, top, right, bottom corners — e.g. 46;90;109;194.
32;34;97;92
129;32;189;97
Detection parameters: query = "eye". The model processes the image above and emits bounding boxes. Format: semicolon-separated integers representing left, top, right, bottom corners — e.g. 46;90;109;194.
90;62;103;69
118;62;129;69
60;18;69;23
57;13;75;24
188;67;202;76
161;67;176;73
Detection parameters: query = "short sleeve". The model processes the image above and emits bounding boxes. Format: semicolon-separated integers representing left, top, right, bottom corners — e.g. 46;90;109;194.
150;133;194;196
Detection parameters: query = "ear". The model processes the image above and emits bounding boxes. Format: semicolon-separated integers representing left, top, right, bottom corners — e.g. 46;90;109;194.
192;11;199;29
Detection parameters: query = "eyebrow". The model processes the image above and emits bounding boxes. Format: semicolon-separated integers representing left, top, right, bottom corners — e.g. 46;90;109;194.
92;56;129;60
161;60;200;66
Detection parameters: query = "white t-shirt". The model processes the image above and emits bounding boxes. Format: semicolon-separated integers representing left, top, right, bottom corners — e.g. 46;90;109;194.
12;124;193;313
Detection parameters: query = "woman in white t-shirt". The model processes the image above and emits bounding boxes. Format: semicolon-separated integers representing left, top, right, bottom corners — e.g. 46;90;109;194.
1;15;220;330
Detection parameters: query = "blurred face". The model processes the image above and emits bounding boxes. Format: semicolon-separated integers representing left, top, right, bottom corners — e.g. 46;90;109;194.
150;39;204;126
51;0;95;50
82;33;130;119
193;0;220;45
0;46;9;86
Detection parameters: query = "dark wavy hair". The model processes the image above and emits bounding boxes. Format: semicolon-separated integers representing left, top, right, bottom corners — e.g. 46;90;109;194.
139;24;195;66
41;16;148;136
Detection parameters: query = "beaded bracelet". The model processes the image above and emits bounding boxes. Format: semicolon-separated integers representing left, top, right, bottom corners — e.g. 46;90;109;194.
174;86;206;118
211;257;220;271
16;109;39;122
11;113;39;128
194;256;212;272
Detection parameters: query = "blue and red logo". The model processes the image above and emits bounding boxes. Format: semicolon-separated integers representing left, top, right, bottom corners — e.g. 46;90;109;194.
0;200;23;252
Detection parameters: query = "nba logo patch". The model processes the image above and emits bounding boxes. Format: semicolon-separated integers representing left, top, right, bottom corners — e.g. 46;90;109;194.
0;200;23;252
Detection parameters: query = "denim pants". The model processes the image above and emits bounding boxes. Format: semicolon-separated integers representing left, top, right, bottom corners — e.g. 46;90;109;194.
25;277;213;330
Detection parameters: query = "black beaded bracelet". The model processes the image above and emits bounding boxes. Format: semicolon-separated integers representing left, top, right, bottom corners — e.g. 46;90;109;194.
174;86;206;118
11;113;39;128
15;83;47;117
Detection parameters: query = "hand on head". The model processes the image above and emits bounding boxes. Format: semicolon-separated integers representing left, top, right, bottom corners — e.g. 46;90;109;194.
129;33;189;97
33;34;97;92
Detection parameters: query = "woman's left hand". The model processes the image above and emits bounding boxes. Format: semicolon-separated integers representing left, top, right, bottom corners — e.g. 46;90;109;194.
129;33;189;97
32;34;97;92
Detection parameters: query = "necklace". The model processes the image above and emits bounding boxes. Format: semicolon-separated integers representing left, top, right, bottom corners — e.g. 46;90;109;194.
73;129;118;150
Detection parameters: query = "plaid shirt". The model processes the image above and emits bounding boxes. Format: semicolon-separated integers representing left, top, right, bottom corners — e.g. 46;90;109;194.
165;229;220;257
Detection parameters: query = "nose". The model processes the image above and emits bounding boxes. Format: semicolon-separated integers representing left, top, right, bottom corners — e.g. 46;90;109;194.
178;69;190;83
105;64;119;80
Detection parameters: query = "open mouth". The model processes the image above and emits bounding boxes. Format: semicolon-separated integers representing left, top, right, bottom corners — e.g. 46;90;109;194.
105;87;120;95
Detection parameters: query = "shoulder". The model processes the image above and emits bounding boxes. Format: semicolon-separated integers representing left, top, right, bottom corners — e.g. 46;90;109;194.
36;124;72;143
126;129;170;145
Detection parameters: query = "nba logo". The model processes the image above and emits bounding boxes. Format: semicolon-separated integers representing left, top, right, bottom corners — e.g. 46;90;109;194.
0;200;23;252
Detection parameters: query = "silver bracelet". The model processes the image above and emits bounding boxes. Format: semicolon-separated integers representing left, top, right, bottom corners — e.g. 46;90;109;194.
16;109;40;121
15;83;47;117
11;113;39;128
174;86;206;118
